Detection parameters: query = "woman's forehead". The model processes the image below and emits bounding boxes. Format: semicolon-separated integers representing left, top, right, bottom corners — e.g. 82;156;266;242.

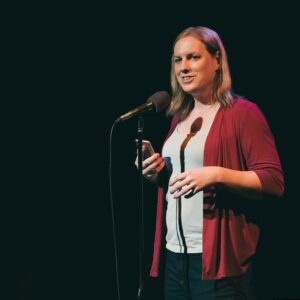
174;36;206;55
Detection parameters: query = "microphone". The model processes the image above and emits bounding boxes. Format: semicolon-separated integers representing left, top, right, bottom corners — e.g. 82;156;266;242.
116;91;170;122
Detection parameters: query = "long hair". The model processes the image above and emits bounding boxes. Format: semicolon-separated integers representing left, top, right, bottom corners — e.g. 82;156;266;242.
167;26;237;120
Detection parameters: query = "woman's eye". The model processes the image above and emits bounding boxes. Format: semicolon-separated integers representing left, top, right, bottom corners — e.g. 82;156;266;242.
191;55;200;60
174;58;181;63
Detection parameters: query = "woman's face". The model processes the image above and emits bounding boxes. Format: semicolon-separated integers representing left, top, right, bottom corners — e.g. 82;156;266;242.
173;36;219;101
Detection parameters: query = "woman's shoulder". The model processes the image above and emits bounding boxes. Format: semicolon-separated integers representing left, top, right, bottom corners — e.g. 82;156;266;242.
229;97;263;117
228;97;267;124
232;97;259;111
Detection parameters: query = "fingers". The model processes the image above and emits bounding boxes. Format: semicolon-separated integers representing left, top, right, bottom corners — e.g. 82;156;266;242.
142;153;159;167
169;172;187;186
169;173;189;190
170;179;193;197
172;183;196;199
135;152;165;177
169;173;197;199
143;156;164;176
135;152;159;168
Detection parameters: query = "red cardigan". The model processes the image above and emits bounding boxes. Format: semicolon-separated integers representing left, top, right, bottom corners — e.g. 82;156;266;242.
150;98;284;280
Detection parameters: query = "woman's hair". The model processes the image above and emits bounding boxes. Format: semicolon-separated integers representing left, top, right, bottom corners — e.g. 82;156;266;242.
167;26;237;120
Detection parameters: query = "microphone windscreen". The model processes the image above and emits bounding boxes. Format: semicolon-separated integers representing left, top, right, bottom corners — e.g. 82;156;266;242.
148;91;171;112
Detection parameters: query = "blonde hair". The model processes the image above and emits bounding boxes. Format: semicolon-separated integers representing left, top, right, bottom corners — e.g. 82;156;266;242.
167;26;237;120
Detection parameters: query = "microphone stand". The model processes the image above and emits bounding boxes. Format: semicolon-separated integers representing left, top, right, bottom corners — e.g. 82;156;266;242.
137;115;144;299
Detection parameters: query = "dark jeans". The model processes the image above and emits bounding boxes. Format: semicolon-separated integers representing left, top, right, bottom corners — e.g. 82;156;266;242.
164;250;253;300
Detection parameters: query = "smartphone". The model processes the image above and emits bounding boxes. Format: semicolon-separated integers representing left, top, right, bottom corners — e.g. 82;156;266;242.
135;139;155;157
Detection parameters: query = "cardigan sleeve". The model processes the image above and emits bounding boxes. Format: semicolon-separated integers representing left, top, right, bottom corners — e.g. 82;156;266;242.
238;102;284;197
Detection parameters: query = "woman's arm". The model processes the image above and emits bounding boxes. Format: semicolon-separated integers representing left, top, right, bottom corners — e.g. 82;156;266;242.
169;166;264;200
170;102;284;200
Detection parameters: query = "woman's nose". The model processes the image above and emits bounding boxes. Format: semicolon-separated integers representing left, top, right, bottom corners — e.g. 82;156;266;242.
180;59;190;72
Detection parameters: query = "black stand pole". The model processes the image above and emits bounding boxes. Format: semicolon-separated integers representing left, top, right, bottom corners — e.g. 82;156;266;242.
137;116;144;299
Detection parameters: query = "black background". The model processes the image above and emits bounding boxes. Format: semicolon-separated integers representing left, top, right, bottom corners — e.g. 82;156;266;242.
3;2;299;299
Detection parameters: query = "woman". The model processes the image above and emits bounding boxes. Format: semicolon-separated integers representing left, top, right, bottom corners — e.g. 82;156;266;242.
136;26;284;299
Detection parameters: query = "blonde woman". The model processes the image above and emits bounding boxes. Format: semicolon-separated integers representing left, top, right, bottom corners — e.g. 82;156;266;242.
136;26;284;299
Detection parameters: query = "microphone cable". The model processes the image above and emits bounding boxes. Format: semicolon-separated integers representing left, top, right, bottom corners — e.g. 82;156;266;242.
109;119;121;300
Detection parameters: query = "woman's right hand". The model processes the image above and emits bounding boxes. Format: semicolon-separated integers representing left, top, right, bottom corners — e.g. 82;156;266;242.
135;148;165;180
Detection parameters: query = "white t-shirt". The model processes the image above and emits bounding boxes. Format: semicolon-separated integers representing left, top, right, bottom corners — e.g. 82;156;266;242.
162;104;219;253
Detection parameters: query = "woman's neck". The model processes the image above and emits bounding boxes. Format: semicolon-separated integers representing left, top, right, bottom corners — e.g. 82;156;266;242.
192;84;214;105
193;97;215;111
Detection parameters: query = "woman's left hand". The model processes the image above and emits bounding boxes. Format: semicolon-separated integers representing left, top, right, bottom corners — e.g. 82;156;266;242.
169;167;220;199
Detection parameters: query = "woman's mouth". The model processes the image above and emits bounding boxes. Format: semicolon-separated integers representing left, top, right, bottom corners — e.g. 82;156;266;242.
182;76;194;83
